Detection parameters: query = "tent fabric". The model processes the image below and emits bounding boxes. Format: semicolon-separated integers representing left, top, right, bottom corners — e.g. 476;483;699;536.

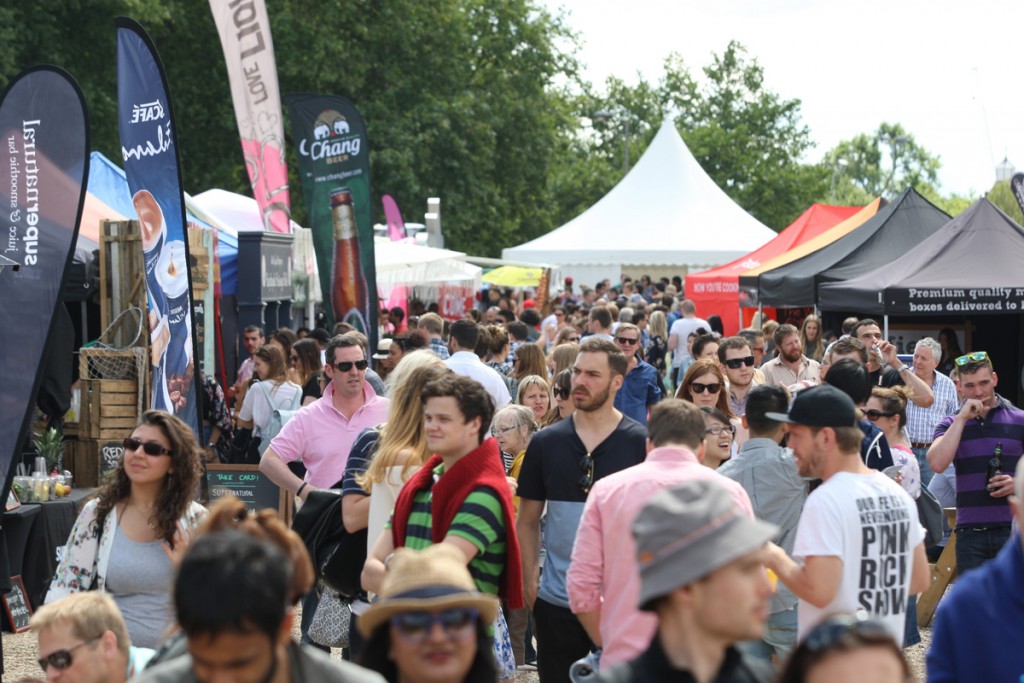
685;203;862;334
502;120;777;285
749;190;949;307
818;199;1024;315
374;239;481;287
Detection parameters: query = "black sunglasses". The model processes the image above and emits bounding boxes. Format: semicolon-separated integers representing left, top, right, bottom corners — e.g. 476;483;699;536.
553;386;571;400
803;613;892;653
863;409;895;421
690;382;722;394
333;359;369;372
615;336;639;346
390;608;479;643
724;355;756;369
578;452;594;494
38;635;100;672
123;436;171;457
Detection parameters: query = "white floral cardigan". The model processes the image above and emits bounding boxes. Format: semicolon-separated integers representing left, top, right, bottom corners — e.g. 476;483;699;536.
45;498;208;603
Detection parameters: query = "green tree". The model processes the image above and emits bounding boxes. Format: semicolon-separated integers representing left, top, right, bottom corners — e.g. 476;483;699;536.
986;179;1024;224
823;122;941;203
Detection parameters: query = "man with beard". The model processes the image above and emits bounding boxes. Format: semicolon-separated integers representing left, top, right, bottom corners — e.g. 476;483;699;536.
760;324;820;392
517;338;647;681
762;385;930;644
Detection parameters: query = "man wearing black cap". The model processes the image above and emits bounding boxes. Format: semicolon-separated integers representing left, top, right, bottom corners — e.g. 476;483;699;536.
763;385;930;644
595;480;777;682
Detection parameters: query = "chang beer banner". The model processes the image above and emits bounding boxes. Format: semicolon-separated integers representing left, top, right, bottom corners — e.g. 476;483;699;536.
0;66;88;485
285;94;378;343
208;0;291;233
117;18;202;437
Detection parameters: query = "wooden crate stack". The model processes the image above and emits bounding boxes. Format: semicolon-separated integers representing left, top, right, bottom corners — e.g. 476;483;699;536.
69;347;146;487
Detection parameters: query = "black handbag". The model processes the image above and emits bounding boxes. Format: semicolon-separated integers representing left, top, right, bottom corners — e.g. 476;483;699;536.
291;488;368;599
226;427;261;465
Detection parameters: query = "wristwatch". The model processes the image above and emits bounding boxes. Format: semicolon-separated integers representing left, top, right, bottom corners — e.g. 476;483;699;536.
898;364;911;374
206;442;216;449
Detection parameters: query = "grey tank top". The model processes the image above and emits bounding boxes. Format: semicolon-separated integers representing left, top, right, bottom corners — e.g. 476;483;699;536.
105;524;175;649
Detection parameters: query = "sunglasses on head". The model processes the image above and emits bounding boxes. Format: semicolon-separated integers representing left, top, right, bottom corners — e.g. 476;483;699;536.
803;612;892;653
690;382;721;394
333;359;369;372
578;452;594;494
553;386;571;400
863;409;895;421
38;636;100;672
955;351;989;366
615;336;639;346
123;436;171;457
390;608;478;643
724;355;756;370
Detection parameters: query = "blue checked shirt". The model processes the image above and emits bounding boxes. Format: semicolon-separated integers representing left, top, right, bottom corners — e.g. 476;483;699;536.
429;336;450;360
906;371;959;443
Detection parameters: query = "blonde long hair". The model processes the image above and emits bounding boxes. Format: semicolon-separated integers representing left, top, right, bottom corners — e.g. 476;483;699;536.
357;351;447;491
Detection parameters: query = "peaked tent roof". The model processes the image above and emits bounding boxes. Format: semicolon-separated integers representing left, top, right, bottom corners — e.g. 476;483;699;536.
502;120;777;271
819;199;1024;315
685;202;861;333
748;189;949;307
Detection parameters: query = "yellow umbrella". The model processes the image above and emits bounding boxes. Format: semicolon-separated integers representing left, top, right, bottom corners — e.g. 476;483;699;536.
482;265;544;287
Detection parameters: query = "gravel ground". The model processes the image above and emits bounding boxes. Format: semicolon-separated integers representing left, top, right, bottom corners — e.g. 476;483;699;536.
0;618;929;682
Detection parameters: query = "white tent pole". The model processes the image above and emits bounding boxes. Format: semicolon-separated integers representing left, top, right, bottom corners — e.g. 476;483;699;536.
883;315;889;341
758;303;763;327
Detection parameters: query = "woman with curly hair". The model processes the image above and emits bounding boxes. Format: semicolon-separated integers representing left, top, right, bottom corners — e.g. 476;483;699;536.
46;410;207;648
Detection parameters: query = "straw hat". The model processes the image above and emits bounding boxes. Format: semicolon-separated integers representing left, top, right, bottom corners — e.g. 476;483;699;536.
358;544;499;636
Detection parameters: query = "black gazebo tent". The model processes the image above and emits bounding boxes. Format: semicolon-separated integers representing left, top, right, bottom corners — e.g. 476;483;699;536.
819;198;1024;315
742;188;951;307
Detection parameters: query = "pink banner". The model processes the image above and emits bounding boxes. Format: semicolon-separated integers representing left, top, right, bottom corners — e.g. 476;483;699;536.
209;0;291;233
381;194;407;241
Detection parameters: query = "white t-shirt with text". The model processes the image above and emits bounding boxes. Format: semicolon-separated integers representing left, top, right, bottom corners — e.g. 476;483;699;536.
793;470;923;643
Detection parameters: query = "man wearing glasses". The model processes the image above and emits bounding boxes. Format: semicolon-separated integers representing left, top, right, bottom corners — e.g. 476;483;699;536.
33;592;154;683
612;323;661;425
928;351;1023;573
260;333;390;499
719;336;761;422
516;338;646;681
568;400;752;669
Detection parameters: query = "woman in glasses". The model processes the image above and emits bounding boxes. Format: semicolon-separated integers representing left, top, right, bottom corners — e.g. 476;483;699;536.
359;544;499;683
291;338;325;407
236;344;302;457
775;613;912;683
700;407;735;469
516;375;554;424
46;410;206;649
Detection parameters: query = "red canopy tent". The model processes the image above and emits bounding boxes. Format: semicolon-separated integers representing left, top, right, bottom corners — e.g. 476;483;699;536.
684;203;861;334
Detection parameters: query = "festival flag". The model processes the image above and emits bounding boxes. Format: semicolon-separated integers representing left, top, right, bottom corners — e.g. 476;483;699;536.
285;94;378;345
117;18;202;437
382;194;407;241
208;0;291;233
1010;173;1024;218
0;66;89;486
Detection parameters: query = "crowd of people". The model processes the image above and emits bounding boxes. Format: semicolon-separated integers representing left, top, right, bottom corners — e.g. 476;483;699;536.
27;273;1024;683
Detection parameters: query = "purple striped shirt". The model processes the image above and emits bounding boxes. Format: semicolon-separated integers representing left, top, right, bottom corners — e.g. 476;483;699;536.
934;396;1024;528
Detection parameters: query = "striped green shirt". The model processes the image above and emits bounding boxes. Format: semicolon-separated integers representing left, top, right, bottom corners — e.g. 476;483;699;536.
400;463;507;595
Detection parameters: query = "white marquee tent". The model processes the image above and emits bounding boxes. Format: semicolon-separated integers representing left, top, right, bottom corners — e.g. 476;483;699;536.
502;119;777;287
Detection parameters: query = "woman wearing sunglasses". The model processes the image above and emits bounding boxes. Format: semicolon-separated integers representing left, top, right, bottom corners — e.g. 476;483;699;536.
359;544;499;683
675;359;734;418
775;613;912;683
46;410;206;649
548;368;575;426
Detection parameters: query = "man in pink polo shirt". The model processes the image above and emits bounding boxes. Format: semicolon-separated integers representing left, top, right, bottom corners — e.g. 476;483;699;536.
567;399;753;668
260;333;390;498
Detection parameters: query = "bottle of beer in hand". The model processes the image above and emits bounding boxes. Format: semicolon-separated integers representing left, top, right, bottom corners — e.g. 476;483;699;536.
330;187;369;333
986;442;1003;493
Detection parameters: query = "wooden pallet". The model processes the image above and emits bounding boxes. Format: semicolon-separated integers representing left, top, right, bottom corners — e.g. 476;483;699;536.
64;439;101;488
78;379;139;441
99;221;146;349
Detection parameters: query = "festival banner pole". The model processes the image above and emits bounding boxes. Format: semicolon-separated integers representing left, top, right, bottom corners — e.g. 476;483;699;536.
285;94;378;347
117;17;203;439
0;66;89;495
208;0;291;233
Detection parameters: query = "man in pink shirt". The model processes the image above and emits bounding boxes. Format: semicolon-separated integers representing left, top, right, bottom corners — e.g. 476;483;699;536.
567;398;753;667
260;333;390;497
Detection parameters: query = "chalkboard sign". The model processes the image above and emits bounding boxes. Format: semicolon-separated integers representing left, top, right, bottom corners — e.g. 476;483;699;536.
3;576;32;633
206;464;284;516
100;442;123;476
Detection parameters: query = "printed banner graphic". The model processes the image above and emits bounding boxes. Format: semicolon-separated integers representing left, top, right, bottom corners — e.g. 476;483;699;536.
285;94;378;344
1011;173;1024;218
382;194;407;241
208;0;291;233
0;66;89;484
117;17;202;436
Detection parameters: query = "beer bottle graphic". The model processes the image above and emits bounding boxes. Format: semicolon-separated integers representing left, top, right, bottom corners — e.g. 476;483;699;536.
330;187;369;333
